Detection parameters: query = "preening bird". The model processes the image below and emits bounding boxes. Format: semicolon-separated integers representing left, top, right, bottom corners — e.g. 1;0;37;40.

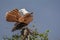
5;8;33;32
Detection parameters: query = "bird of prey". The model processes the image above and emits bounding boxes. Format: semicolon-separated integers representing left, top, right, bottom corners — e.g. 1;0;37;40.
5;8;33;32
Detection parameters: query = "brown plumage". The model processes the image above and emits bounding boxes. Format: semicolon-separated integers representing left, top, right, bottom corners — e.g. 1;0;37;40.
5;8;33;32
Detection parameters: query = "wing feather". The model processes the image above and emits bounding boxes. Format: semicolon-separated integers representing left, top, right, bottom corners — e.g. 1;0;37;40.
6;9;21;22
18;13;33;24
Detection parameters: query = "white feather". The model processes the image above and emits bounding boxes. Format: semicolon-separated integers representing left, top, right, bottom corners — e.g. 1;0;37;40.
19;8;29;15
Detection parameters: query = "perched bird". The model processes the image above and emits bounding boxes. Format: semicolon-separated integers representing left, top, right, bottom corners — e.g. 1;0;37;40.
5;8;33;32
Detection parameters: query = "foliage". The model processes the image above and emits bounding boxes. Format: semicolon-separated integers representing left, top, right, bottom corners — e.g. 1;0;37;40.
3;26;49;40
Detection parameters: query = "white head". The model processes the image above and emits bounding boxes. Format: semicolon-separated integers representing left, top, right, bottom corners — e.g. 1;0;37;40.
19;8;29;15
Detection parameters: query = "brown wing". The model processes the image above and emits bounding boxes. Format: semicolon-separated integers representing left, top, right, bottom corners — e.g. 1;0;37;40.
18;13;33;24
6;8;22;22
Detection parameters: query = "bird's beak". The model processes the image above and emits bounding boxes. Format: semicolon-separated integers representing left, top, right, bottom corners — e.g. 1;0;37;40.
30;12;33;14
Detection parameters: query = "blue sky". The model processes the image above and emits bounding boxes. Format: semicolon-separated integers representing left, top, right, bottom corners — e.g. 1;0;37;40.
0;0;60;40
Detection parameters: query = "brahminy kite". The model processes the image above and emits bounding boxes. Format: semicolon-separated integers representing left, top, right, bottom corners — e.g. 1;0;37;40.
5;8;33;32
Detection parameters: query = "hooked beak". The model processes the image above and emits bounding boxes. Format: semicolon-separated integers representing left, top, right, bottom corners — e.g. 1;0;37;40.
30;12;33;14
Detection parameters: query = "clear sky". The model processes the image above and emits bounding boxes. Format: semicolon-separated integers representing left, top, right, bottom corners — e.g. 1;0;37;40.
0;0;60;40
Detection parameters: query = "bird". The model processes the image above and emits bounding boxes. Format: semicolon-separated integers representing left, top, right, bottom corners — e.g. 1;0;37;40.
5;8;33;32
